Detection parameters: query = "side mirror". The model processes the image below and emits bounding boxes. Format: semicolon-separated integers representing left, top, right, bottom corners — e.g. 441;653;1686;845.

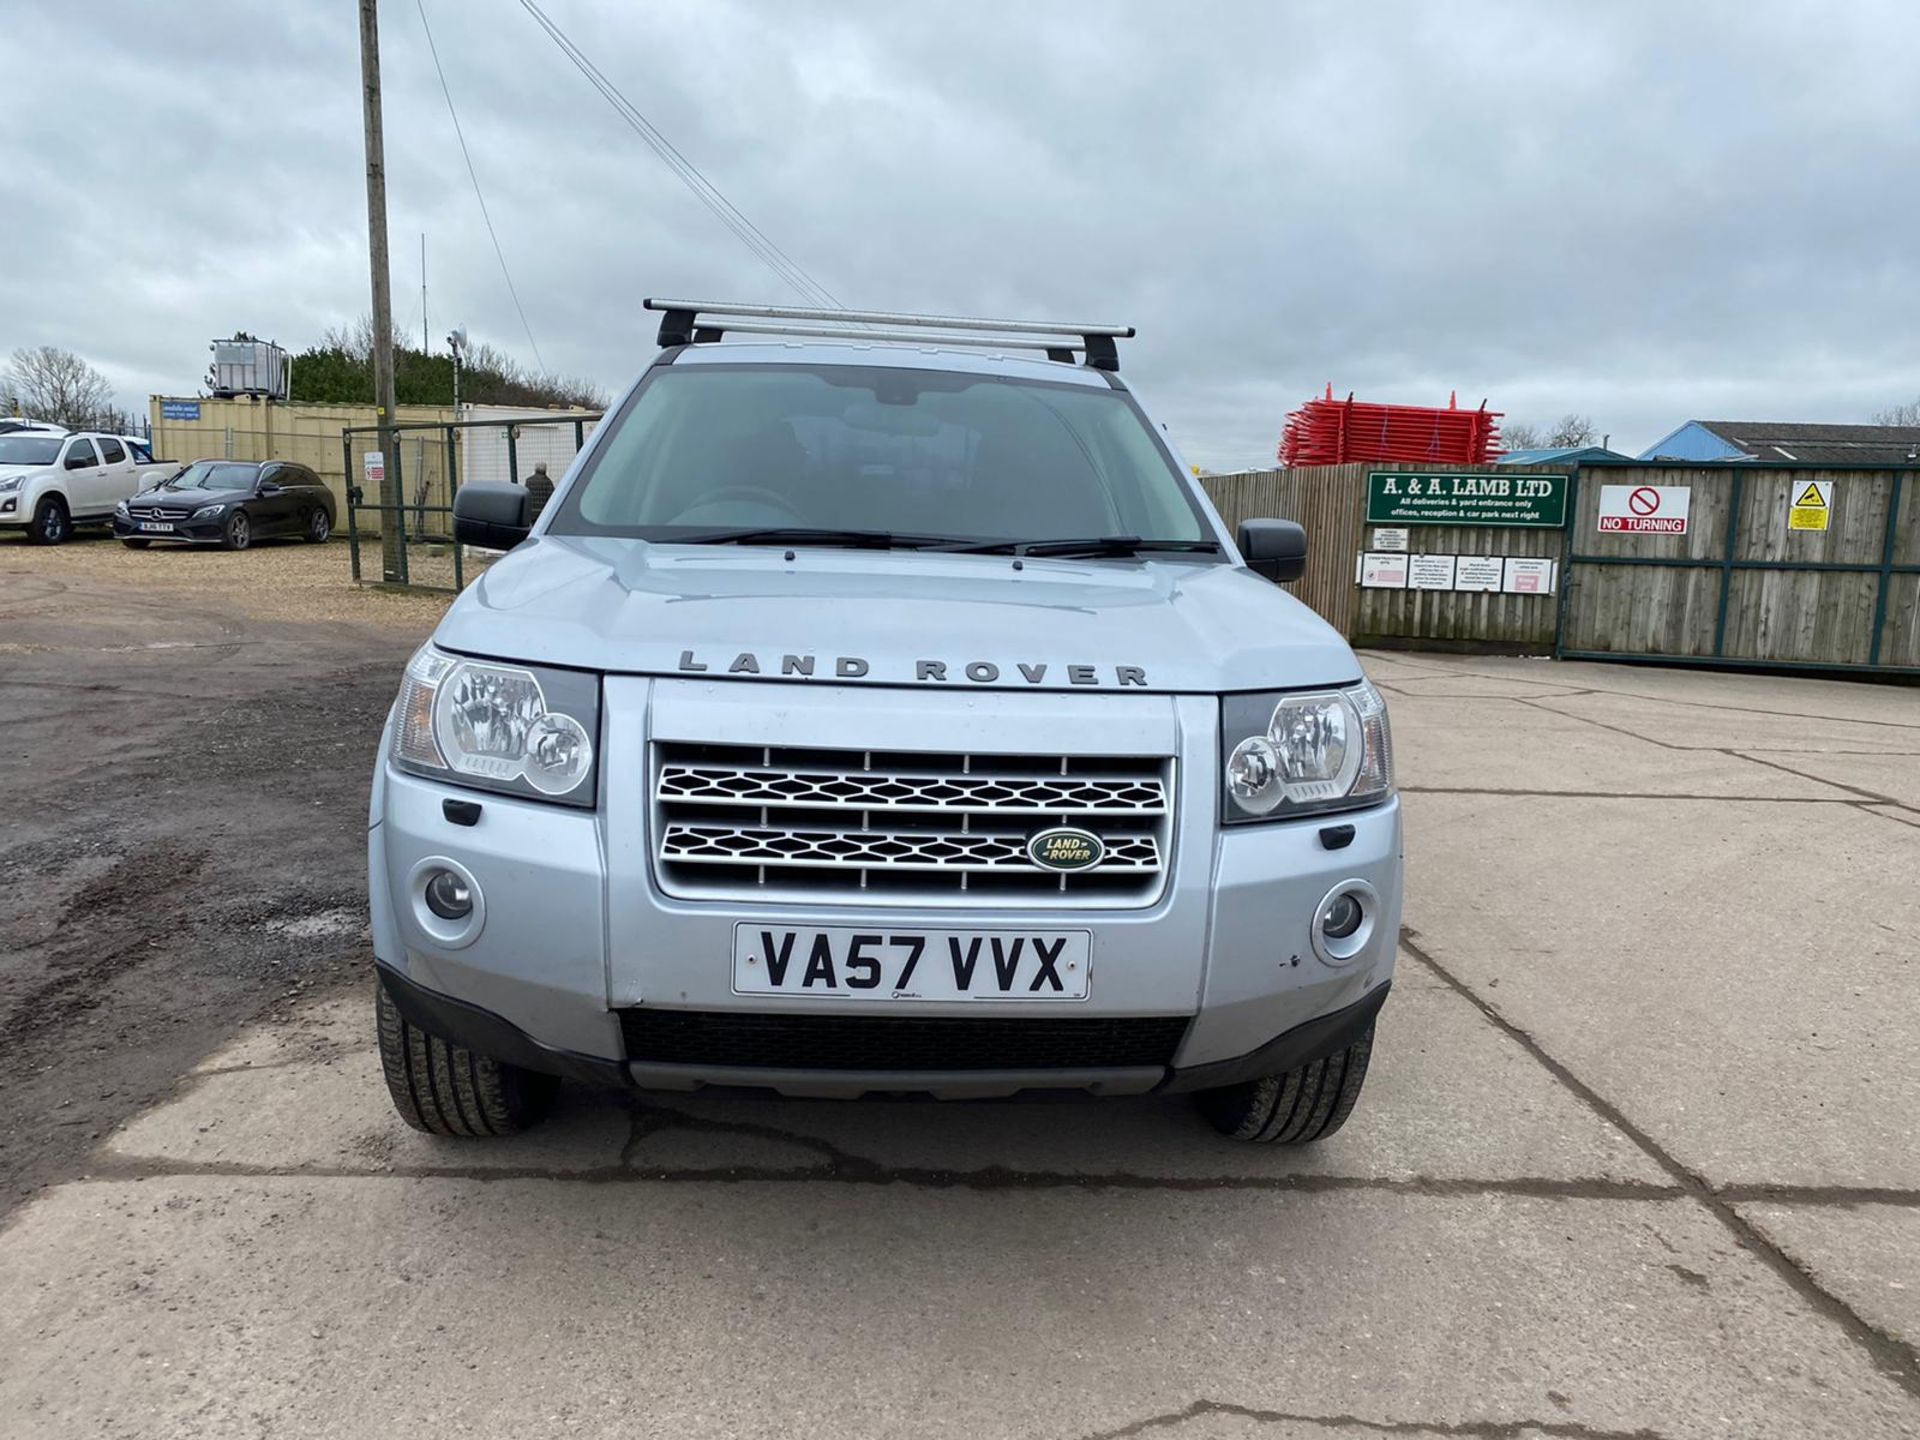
65;452;93;471
257;481;282;496
454;482;532;550
1237;518;1308;583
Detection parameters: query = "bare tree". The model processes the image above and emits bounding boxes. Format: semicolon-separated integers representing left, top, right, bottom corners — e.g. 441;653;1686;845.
322;316;381;363
1504;414;1600;451
1545;413;1597;447
2;346;116;429
1872;397;1920;427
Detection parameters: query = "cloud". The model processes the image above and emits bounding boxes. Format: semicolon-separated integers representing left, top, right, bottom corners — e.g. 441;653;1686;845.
6;0;1920;466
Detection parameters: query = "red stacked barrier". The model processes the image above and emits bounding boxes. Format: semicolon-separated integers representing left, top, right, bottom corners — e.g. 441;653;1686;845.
1278;385;1504;467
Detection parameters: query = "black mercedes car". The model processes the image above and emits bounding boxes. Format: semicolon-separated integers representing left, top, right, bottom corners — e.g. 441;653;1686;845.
115;459;337;551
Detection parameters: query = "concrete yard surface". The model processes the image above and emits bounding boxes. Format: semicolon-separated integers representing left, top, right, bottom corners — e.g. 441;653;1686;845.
2;550;1918;1439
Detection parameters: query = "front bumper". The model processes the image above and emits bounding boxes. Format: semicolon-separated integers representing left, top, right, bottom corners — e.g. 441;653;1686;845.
368;680;1404;1098
114;514;226;542
375;955;1391;1099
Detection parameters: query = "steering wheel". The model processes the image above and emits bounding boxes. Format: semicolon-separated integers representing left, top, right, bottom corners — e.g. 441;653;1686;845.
686;485;803;521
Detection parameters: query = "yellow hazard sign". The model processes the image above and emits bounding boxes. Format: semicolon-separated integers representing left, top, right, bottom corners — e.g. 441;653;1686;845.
1788;480;1832;531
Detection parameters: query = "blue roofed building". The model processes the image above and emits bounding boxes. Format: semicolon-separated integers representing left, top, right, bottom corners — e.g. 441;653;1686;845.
1496;444;1631;465
1639;420;1920;464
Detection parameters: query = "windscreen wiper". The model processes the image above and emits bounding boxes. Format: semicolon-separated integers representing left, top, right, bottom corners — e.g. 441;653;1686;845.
940;535;1223;559
668;526;960;550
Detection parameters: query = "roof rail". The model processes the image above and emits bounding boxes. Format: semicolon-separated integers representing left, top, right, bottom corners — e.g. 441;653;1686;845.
641;299;1136;372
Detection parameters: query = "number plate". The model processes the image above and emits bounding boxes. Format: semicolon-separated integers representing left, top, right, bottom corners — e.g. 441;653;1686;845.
733;925;1091;1001
138;520;174;532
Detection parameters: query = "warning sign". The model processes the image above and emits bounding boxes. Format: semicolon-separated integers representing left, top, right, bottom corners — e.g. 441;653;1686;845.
1356;552;1410;589
1453;556;1504;591
1598;484;1691;535
363;451;386;486
1788;480;1833;532
1502;557;1556;594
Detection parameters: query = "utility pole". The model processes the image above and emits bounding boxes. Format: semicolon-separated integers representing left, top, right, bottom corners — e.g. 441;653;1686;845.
359;0;404;582
421;234;429;353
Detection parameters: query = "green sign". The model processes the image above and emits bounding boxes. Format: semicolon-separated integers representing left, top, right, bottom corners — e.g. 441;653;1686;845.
1366;471;1568;528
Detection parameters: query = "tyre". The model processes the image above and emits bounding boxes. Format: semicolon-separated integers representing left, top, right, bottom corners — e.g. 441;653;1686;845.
221;510;252;551
305;507;332;544
1196;1025;1374;1144
27;496;70;545
120;538;151;550
375;979;558;1136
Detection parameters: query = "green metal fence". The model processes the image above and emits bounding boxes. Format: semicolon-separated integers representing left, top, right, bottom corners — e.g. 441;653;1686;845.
342;413;599;592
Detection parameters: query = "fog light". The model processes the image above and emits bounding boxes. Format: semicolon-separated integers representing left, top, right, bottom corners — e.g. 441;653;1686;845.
1320;891;1364;941
1311;880;1377;967
424;868;473;920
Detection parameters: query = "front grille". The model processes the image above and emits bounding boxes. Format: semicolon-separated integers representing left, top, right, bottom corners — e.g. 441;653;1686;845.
135;504;194;521
620;1010;1191;1072
652;742;1175;907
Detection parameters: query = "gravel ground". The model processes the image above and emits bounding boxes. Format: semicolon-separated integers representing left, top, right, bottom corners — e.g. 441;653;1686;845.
0;529;452;629
0;532;444;1215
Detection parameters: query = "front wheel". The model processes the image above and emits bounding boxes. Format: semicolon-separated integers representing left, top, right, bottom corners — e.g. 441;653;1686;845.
1196;1025;1375;1144
221;510;252;551
27;496;70;545
375;980;558;1136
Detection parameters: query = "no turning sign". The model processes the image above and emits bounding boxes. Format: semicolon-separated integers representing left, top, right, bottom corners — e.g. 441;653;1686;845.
1598;484;1691;535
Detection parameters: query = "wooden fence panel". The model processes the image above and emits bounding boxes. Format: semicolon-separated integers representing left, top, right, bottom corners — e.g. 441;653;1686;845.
1202;466;1363;635
1205;462;1569;650
1896;476;1920;566
1881;575;1920;668
1351;506;1565;651
1205;460;1918;672
1564;463;1919;672
1883;479;1920;667
1562;564;1724;656
1736;468;1893;564
1724;569;1879;666
1561;466;1731;659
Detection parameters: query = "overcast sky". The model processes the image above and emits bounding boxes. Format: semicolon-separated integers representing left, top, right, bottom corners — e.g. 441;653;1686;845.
6;1;1920;467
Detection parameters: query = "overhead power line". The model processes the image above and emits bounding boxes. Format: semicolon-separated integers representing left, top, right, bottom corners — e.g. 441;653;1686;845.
415;0;547;372
515;0;842;308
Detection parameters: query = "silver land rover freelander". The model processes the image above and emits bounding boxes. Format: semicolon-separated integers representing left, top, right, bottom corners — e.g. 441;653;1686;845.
368;300;1403;1144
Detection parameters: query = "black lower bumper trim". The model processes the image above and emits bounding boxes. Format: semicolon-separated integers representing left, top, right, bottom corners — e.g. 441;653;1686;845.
373;961;628;1089
373;961;1389;1100
618;1009;1191;1073
1160;982;1391;1094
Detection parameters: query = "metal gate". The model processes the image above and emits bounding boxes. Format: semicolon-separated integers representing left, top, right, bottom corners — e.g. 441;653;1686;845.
1558;462;1919;675
343;413;599;592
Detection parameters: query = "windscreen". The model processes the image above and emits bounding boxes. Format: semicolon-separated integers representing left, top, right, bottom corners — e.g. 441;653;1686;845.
549;364;1207;543
0;436;61;465
163;461;260;491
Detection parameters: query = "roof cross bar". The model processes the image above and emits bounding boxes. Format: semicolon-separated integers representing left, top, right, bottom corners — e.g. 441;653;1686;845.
642;298;1135;371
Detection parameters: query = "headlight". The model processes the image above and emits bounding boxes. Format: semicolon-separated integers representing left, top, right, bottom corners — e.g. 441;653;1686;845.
1220;679;1393;822
391;645;599;806
115;499;130;514
190;504;226;521
0;476;22;493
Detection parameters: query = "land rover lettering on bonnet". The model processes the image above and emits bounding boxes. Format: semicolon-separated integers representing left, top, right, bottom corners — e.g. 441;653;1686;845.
369;301;1401;1145
675;650;1149;686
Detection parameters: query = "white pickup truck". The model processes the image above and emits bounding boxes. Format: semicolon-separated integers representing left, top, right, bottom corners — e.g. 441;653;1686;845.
0;431;177;544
